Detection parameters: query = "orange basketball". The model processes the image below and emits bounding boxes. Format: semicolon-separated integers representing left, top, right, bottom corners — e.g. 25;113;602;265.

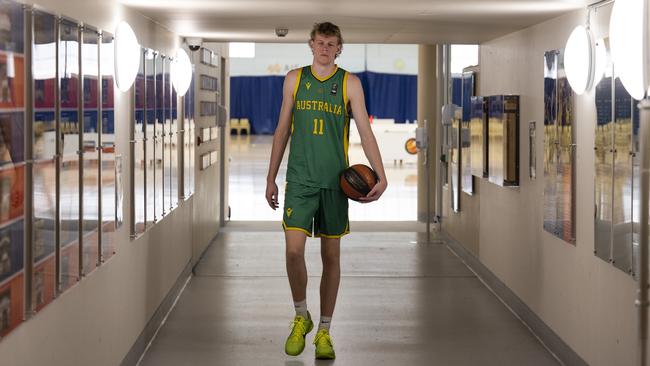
340;164;378;201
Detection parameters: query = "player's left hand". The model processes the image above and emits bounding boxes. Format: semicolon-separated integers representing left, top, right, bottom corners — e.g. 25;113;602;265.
358;179;387;203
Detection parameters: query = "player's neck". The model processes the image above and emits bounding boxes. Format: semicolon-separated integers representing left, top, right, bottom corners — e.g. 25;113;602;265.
310;62;337;79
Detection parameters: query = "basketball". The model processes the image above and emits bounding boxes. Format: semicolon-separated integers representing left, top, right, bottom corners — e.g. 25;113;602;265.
340;164;378;201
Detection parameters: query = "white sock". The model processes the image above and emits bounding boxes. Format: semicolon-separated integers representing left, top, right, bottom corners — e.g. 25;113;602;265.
318;316;332;332
294;299;309;318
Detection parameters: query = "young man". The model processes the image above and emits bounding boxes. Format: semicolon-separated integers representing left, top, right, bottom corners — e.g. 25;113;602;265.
265;22;387;360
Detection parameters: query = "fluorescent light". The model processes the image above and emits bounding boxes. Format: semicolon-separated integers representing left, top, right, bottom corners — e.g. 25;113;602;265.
229;42;255;58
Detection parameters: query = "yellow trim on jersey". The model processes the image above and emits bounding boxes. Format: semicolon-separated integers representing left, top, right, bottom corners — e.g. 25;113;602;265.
316;222;350;238
342;71;350;162
343;117;350;163
282;220;313;237
293;68;303;100
310;65;339;82
342;71;349;116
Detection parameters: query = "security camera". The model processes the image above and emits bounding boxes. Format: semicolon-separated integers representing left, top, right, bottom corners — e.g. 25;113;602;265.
275;28;288;37
186;37;202;51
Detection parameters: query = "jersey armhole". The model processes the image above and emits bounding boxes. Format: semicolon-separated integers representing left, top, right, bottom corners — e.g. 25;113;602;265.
292;68;303;101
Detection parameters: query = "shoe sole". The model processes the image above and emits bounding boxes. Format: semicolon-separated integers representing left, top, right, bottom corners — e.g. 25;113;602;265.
316;354;335;360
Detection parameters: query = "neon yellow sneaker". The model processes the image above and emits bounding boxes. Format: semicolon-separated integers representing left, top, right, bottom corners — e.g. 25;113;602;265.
284;312;314;356
314;328;336;360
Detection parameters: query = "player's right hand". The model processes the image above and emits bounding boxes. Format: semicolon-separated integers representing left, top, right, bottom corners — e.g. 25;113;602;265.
265;181;279;210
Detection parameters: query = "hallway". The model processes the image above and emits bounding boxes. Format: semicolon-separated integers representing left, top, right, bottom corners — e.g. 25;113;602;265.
139;222;559;366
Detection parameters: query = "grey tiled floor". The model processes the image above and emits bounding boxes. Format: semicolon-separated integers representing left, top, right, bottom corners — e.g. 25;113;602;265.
138;223;559;366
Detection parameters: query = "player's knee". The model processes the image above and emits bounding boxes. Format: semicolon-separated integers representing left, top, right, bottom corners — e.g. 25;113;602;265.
286;248;305;264
321;251;340;267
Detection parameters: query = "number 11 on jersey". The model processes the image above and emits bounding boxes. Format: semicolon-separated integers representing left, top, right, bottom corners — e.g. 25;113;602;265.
313;119;324;135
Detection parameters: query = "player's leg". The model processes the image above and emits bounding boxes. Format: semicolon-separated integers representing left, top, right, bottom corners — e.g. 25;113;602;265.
312;188;348;360
319;236;340;320
285;230;308;305
282;182;319;356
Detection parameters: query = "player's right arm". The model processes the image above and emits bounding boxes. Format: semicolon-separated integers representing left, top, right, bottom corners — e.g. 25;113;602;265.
265;69;299;210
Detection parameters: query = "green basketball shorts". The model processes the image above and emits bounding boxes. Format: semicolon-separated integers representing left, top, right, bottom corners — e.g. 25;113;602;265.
282;181;350;238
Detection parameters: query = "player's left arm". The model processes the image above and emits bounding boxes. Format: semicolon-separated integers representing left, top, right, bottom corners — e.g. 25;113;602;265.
346;73;387;202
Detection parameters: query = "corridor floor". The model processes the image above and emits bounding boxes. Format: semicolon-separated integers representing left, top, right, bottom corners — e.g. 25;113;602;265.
138;221;559;366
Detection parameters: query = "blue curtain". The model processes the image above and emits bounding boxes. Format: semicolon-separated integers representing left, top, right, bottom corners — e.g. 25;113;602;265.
229;75;284;134
230;71;417;134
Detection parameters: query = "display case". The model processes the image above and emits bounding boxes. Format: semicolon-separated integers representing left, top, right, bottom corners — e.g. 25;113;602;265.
58;18;80;291
487;95;519;187
133;48;146;235
470;96;487;178
81;26;99;276
154;53;164;219
0;0;25;337
460;71;474;195
32;9;56;312
543;50;576;245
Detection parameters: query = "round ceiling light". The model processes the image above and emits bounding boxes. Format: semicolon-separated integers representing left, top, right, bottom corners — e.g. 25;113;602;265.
610;0;648;100
114;21;140;92
171;48;192;96
564;25;595;95
592;38;608;87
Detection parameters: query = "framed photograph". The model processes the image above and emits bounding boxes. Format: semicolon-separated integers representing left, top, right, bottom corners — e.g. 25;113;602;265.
201;153;210;170
210;126;218;141
201;127;210;142
200;101;217;117
200;75;218;91
201;48;211;65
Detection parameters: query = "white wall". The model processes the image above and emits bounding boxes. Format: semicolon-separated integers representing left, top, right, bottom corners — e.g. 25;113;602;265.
445;6;639;366
0;1;220;365
229;43;418;76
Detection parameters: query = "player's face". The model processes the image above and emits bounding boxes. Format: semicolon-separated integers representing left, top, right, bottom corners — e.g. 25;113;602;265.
310;34;341;65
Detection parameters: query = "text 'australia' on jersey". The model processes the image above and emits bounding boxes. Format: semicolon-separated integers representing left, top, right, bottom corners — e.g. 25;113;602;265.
286;66;350;190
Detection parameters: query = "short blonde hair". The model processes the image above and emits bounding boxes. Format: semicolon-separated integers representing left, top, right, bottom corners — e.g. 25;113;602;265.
310;22;343;46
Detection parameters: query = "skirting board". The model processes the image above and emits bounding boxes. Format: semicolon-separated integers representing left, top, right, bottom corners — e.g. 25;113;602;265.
441;231;588;366
120;261;193;366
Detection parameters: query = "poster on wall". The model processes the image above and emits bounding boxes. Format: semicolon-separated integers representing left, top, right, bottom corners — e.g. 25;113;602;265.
543;49;576;245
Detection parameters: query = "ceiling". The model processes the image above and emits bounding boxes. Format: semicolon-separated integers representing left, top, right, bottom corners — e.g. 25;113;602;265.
121;0;593;44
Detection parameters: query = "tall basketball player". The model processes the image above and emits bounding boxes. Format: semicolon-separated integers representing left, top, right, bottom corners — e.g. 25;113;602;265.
265;22;387;359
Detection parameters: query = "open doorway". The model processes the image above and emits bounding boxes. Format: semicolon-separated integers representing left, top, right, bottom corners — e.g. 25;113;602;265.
228;42;419;221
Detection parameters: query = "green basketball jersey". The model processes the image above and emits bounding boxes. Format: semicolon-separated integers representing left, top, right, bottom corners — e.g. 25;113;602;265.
286;65;350;190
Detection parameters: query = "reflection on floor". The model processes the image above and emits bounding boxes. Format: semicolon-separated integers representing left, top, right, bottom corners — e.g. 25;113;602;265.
138;222;559;366
229;134;418;221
